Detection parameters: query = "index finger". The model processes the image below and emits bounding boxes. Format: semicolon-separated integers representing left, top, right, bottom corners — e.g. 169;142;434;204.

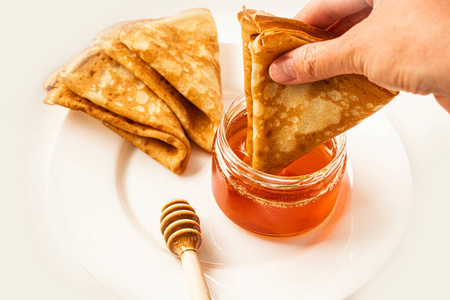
295;0;373;29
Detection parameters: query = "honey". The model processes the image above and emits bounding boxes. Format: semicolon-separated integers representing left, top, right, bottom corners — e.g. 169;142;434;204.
211;95;347;236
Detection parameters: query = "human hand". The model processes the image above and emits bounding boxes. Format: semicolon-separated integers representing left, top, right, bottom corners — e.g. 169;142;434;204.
269;0;450;112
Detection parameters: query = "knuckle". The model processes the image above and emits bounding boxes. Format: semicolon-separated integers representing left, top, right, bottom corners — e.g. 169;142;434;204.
343;35;366;74
405;73;432;95
352;50;367;75
295;45;318;80
317;0;341;23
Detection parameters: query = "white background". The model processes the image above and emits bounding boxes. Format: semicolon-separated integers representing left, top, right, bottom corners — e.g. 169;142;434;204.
1;0;450;299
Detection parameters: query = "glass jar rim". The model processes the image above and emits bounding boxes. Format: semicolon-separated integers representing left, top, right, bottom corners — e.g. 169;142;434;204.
215;94;347;189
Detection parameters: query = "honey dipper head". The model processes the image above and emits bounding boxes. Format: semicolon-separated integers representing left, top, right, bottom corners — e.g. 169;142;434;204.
160;199;202;256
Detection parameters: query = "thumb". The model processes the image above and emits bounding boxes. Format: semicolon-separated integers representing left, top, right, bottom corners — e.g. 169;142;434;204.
269;37;363;85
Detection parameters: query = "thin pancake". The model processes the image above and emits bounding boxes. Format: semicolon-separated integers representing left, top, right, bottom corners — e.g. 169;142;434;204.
57;46;191;174
118;8;223;127
237;8;336;156
95;21;217;152
63;46;187;145
44;73;190;174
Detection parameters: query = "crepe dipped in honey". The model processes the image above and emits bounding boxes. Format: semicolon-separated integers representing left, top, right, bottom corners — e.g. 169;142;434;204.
118;8;223;135
94;20;218;152
237;8;336;156
239;8;398;174
45;46;190;174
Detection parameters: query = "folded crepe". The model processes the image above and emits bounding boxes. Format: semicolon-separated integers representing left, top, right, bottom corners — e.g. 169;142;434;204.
237;8;336;156
94;18;218;152
238;8;398;174
117;8;223;137
44;46;190;174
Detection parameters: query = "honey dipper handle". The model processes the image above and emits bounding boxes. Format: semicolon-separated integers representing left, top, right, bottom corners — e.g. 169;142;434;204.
180;250;212;300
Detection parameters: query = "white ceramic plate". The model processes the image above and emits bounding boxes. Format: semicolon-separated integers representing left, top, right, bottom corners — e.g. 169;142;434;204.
45;44;412;300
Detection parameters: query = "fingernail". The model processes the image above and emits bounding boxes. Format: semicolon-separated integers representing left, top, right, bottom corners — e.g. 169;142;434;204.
270;56;297;83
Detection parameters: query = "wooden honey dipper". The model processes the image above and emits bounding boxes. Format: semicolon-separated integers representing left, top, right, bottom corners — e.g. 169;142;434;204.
160;199;212;300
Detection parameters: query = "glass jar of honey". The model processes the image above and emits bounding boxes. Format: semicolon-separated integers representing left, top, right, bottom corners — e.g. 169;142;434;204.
211;95;347;236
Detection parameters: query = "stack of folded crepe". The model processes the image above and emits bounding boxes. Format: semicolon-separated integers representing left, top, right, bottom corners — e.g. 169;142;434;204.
238;8;398;174
43;8;223;175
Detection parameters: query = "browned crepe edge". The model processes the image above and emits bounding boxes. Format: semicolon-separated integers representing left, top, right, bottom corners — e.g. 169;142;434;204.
237;9;259;155
251;10;336;40
104;122;189;174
